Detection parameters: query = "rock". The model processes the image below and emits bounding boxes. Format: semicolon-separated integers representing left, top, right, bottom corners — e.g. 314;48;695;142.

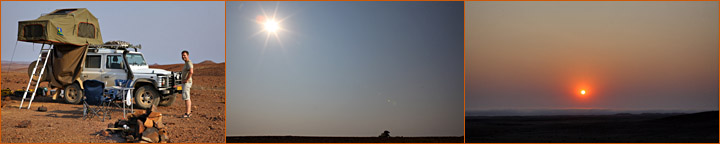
379;130;391;138
126;135;135;143
133;110;146;117
137;119;145;134
142;127;160;143
148;112;162;118
159;129;169;143
37;105;47;112
16;120;31;128
156;121;166;129
149;105;158;113
110;107;172;143
144;119;154;128
1;96;11;108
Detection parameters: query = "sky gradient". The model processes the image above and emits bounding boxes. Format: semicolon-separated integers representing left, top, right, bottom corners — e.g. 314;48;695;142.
466;1;719;113
226;1;464;136
1;1;225;64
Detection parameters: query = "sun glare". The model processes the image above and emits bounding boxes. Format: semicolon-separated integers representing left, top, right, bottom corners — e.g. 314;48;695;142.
252;3;291;50
581;90;586;95
264;19;279;33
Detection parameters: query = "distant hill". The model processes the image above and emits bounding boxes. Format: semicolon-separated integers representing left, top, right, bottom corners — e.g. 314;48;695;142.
198;60;216;65
466;109;706;116
1;61;32;65
1;61;33;72
650;111;718;123
149;60;224;76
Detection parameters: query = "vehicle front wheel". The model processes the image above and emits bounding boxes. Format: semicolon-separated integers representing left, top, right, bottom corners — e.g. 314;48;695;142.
158;94;176;107
63;83;83;104
134;85;160;109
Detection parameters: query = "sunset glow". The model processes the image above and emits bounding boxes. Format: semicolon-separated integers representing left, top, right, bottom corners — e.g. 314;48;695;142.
581;90;586;95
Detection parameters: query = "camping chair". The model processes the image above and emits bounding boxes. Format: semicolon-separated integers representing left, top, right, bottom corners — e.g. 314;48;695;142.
82;80;113;122
108;79;134;118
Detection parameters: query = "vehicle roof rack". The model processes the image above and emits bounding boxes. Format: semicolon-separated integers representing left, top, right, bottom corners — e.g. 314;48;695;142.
88;43;142;52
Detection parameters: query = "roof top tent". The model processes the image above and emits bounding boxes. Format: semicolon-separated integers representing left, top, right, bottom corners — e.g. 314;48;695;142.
18;8;103;45
16;8;103;109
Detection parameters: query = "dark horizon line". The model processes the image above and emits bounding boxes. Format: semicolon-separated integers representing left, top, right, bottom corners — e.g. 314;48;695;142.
467;108;719;111
466;109;718;116
226;136;464;138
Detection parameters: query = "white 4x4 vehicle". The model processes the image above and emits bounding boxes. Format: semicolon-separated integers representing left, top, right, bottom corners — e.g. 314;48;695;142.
59;45;182;109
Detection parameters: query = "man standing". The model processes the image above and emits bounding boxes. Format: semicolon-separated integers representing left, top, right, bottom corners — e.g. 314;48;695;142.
181;50;194;118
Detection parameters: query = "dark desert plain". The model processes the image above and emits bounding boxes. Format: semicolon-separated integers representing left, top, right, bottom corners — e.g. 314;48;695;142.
466;110;718;143
226;136;463;143
465;1;719;143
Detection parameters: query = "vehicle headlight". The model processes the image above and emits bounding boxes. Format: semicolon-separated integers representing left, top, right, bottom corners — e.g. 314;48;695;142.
158;76;167;87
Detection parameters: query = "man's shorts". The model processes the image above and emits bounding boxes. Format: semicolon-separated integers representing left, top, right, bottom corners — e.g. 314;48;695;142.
182;83;192;100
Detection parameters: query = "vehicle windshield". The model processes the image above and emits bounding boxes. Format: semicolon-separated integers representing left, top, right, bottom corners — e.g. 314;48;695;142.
125;54;147;66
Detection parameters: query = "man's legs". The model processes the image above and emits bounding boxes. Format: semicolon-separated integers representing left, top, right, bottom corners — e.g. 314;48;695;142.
186;99;192;114
182;83;192;116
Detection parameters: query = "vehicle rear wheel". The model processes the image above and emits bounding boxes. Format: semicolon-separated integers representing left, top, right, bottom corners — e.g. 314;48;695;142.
134;85;160;109
28;61;49;82
158;94;176;107
63;83;83;104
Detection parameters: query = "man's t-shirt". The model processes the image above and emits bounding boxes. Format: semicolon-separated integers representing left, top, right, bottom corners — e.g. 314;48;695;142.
182;60;193;84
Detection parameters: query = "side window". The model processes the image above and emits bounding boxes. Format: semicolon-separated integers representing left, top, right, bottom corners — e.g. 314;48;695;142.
106;55;124;69
85;55;101;68
23;24;44;38
78;23;96;38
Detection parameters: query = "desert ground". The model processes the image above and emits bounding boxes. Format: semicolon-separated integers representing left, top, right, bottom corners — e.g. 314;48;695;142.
466;111;718;143
226;136;464;143
1;61;225;143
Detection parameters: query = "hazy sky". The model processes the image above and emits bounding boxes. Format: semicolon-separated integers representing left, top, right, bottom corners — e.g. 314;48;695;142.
1;1;224;64
467;1;718;112
227;1;463;136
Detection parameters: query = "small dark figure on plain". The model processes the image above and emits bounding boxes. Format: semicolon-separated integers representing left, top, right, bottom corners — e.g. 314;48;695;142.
379;130;390;138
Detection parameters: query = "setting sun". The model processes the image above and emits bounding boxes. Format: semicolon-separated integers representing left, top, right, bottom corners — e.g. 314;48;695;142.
581;90;586;95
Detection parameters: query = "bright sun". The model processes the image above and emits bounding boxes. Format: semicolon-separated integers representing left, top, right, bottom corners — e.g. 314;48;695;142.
580;90;586;95
264;19;279;33
253;3;290;49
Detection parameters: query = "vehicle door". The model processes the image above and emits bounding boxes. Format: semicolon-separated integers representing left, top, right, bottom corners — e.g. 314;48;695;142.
102;54;128;87
81;54;103;81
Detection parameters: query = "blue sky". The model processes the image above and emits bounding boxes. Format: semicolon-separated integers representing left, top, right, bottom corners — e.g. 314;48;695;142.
226;1;464;136
1;1;225;64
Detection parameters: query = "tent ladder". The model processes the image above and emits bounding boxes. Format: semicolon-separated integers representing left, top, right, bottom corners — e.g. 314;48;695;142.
19;44;53;109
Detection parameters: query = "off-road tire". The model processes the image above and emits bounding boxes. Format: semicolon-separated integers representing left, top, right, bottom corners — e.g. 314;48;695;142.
134;85;160;109
158;94;176;106
63;83;83;104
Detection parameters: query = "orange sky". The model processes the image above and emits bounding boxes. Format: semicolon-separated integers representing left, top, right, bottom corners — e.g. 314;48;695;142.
466;1;719;111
